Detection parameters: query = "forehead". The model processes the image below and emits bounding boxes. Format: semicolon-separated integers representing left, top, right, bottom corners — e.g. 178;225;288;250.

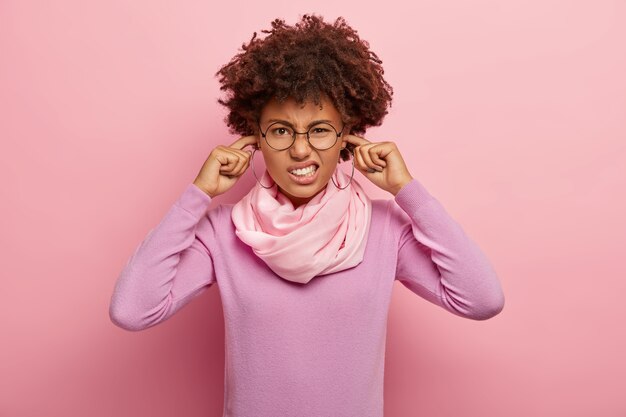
259;96;341;124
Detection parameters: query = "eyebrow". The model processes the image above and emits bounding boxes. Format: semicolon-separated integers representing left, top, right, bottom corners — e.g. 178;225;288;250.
265;119;336;128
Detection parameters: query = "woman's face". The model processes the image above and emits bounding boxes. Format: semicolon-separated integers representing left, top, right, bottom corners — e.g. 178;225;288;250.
256;96;347;208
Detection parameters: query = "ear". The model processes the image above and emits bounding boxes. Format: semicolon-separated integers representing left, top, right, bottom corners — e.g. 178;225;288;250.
251;125;262;150
248;119;261;147
341;124;354;150
340;124;349;148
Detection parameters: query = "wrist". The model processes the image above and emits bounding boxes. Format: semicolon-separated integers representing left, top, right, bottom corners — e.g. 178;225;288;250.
390;177;413;196
193;180;215;198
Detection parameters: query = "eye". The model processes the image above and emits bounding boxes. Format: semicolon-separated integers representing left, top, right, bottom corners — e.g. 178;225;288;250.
271;127;291;136
309;124;335;137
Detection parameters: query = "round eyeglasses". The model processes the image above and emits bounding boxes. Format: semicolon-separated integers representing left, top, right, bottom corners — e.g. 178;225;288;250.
259;121;345;151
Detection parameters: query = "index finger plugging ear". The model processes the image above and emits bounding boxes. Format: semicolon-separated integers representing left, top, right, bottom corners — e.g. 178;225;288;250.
229;135;258;150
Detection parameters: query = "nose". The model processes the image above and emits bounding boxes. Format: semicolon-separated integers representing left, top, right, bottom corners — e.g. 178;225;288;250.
289;132;312;159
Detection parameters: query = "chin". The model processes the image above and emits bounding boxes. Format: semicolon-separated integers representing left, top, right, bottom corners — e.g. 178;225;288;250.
277;178;329;205
281;183;325;198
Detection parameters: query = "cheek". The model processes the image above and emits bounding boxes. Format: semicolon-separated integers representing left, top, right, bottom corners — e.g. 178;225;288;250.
323;149;342;167
260;152;284;176
258;146;272;165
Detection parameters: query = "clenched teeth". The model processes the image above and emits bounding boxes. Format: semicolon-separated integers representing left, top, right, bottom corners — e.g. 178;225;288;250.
290;165;317;176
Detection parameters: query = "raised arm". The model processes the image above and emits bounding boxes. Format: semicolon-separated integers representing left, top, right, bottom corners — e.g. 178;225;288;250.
109;183;218;331
393;179;505;320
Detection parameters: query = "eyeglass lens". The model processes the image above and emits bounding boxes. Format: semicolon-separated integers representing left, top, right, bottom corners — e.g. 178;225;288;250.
264;122;338;150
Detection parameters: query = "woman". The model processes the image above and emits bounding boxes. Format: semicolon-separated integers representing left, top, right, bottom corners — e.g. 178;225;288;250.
109;14;505;417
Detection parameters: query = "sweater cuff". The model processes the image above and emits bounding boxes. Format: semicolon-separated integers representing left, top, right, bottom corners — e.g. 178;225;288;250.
394;178;434;213
174;183;213;220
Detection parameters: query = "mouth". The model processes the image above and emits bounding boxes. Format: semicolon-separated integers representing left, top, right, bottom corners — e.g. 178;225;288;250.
288;164;318;177
287;163;319;185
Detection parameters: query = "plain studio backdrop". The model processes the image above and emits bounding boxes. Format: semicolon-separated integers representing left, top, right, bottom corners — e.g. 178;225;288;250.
1;1;624;416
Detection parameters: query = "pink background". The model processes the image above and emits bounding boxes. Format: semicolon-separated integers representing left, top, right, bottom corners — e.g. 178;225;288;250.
1;1;625;416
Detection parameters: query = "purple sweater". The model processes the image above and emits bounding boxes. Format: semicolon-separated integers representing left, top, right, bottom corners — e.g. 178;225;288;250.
109;178;505;417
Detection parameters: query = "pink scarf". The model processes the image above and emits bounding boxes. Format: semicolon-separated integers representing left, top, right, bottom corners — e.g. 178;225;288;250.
231;166;372;284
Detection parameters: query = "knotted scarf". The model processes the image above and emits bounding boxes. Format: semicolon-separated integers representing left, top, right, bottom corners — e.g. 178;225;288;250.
231;166;372;283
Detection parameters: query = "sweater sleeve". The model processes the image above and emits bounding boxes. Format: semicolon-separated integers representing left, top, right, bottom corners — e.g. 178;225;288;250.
392;179;505;320
109;183;219;331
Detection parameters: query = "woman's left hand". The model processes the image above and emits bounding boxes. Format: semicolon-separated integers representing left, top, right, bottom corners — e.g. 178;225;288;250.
343;134;414;196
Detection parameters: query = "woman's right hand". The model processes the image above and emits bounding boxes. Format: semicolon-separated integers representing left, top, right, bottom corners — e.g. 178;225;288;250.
193;135;258;198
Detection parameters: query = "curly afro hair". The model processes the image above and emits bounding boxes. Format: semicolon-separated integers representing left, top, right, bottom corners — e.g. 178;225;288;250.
215;14;393;159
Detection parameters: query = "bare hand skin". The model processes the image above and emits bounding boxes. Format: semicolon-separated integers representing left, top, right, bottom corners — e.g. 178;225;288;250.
343;135;414;196
193;135;258;198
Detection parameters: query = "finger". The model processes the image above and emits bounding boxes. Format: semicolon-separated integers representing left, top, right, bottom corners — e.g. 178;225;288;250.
228;149;250;176
343;134;371;147
229;135;258;150
358;144;383;172
238;155;251;176
232;146;253;158
226;155;249;177
216;150;242;173
353;146;369;173
368;145;388;168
